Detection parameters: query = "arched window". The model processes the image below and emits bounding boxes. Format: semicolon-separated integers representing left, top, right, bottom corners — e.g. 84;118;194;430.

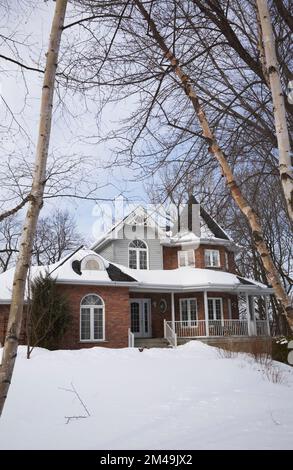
80;294;105;341
81;255;104;271
129;239;148;270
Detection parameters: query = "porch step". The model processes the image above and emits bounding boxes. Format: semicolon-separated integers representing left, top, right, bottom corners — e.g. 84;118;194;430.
134;338;170;349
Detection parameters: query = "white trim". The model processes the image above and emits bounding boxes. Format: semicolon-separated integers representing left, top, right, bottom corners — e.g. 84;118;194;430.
171;292;175;331
228;298;232;319
80;293;105;342
204;290;209;336
128;239;149;270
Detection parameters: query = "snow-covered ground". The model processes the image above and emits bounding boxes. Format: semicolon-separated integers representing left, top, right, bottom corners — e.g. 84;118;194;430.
0;342;292;450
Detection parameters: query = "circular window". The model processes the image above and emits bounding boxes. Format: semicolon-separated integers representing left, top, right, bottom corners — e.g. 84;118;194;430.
159;299;167;314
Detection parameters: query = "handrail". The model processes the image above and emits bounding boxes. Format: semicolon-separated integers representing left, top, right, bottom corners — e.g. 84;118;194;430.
164;319;177;347
128;328;135;347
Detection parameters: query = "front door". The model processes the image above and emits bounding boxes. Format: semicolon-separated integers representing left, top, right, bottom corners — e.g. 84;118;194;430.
130;299;151;337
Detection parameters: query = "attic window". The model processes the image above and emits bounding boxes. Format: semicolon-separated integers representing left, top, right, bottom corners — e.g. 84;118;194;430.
81;255;103;271
84;259;101;270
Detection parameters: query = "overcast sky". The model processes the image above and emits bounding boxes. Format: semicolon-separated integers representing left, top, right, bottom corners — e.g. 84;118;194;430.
1;1;149;243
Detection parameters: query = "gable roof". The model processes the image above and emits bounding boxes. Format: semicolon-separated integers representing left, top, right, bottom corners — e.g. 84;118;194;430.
90;205;165;251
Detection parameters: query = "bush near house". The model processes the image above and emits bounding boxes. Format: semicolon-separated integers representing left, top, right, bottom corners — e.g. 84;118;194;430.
27;272;72;352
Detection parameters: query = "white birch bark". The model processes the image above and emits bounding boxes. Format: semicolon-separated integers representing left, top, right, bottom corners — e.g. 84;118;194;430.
134;0;293;329
256;0;293;221
0;0;68;417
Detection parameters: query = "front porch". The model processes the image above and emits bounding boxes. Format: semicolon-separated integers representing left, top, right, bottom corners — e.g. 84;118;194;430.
128;288;272;348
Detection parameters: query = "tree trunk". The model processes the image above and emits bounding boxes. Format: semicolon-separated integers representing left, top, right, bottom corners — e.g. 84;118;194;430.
256;0;293;221
0;0;68;417
134;0;293;328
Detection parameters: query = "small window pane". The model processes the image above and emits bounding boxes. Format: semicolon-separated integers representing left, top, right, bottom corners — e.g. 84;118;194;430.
131;302;140;333
139;250;147;269
93;307;103;340
81;308;91;340
208;299;214;320
129;249;137;269
189;299;197;321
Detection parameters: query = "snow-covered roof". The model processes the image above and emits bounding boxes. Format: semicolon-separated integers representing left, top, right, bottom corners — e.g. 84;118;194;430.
0;248;272;303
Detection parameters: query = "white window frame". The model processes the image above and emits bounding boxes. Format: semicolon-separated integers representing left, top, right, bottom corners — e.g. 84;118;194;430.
177;249;195;267
80;294;105;342
224;251;229;270
204;249;220;267
179;298;198;326
207;297;223;323
128;239;149;270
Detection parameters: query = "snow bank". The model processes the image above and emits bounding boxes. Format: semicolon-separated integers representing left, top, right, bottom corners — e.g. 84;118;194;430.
0;342;292;450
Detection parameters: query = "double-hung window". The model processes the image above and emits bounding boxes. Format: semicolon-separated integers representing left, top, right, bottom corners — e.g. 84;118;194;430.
204;249;220;267
178;249;195;267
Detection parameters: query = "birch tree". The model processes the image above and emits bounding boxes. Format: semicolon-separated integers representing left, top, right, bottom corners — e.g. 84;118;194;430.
0;0;68;417
256;0;293;221
132;0;293;327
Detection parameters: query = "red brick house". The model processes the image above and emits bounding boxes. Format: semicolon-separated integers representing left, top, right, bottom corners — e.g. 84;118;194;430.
0;204;273;349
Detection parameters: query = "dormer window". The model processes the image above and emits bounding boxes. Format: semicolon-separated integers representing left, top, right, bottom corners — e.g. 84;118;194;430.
205;249;220;268
129;239;148;270
178;249;195;267
81;255;104;271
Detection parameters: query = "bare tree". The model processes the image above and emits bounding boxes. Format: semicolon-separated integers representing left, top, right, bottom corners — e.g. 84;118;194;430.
33;209;84;265
256;0;293;220
0;0;68;417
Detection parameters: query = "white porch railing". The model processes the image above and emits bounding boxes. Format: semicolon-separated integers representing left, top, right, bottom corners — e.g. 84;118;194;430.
128;328;134;348
166;319;268;339
164;320;177;347
208;320;249;337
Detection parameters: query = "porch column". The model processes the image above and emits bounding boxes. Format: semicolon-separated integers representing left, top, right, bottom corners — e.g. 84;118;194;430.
250;295;256;335
264;295;270;336
204;290;209;336
171;292;175;331
245;293;252;336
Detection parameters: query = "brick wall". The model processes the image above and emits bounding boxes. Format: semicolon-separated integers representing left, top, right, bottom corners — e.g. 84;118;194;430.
58;284;130;349
0;304;10;347
163;244;236;273
0;304;27;347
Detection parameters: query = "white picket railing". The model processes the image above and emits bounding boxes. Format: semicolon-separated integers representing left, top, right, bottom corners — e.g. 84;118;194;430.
208;320;249;337
128;328;135;348
166;319;261;338
164;320;177;347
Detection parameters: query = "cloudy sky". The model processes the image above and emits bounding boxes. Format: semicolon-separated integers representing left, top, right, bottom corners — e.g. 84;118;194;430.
1;1;149;243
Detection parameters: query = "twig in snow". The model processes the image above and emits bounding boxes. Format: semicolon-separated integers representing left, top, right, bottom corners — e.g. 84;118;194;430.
59;382;91;423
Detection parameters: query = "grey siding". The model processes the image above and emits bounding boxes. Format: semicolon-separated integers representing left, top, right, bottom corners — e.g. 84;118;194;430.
113;238;163;269
95;225;163;269
97;242;114;262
